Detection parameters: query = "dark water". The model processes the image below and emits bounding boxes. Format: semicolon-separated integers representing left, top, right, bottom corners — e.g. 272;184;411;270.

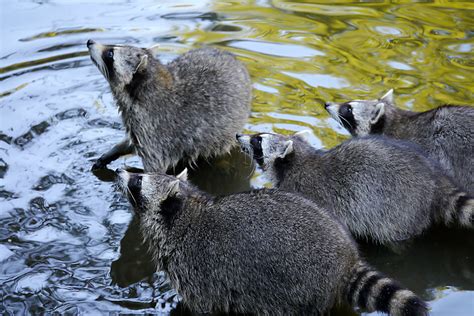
1;1;473;315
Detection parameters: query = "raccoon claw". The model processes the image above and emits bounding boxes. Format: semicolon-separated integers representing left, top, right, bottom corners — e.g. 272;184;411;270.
91;158;108;171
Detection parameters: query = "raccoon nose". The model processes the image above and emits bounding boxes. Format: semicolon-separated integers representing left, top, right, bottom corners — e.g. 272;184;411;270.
87;39;95;48
236;133;242;140
324;102;331;109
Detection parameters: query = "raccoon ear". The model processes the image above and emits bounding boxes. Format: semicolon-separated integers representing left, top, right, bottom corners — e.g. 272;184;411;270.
160;180;183;216
278;140;294;159
134;55;148;74
149;43;160;53
176;168;188;182
294;130;312;143
371;102;385;124
166;179;180;197
380;89;394;103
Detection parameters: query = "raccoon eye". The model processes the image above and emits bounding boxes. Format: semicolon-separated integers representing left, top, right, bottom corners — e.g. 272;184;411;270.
129;175;142;190
250;136;262;148
340;104;352;116
106;49;114;59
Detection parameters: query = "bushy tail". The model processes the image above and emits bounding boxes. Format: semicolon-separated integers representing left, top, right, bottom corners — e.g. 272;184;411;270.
437;178;474;227
345;262;428;316
448;192;474;227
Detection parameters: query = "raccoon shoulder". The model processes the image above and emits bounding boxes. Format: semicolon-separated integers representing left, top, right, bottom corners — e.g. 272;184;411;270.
167;47;241;77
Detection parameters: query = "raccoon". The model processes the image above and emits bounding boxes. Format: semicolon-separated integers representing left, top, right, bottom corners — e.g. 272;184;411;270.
237;131;474;244
325;89;474;192
87;40;252;172
116;169;427;316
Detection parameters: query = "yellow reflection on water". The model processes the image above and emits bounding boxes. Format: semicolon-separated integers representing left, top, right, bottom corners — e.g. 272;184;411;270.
174;0;473;149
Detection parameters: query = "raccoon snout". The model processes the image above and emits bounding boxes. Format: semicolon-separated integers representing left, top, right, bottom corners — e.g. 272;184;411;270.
115;169;142;192
87;39;95;48
115;168;125;176
116;169;143;207
236;134;251;148
115;168;129;183
324;102;331;109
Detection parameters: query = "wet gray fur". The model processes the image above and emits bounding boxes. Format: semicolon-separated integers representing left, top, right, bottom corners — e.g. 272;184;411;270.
116;170;427;316
325;90;474;192
238;132;474;244
88;41;252;172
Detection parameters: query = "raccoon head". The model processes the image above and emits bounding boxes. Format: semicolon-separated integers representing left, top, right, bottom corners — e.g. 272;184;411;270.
237;131;311;184
115;168;188;219
236;132;292;169
87;40;151;91
324;89;394;136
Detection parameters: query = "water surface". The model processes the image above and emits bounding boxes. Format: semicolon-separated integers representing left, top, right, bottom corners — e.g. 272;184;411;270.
1;0;473;315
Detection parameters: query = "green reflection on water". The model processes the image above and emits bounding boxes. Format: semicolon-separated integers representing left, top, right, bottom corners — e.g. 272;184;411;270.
170;0;474;149
0;1;473;314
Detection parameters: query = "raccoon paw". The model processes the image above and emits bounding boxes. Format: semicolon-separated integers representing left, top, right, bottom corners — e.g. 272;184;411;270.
91;158;108;171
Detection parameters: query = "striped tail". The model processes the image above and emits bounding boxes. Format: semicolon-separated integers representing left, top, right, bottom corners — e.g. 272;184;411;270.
442;190;474;227
345;262;428;316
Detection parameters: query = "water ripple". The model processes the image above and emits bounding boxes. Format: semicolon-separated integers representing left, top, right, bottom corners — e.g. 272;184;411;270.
0;0;473;315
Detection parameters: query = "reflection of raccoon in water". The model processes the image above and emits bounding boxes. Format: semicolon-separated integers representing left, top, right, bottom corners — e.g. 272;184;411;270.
325;89;474;192
87;40;251;172
116;169;427;316
361;225;474;296
237;131;474;244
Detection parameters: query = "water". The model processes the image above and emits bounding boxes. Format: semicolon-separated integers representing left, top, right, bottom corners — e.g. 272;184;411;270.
1;0;473;314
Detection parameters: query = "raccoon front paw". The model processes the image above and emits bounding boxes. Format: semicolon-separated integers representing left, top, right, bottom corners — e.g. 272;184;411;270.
91;158;108;171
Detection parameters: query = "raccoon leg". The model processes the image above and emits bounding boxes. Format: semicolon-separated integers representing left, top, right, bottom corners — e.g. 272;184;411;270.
345;261;428;316
92;137;135;170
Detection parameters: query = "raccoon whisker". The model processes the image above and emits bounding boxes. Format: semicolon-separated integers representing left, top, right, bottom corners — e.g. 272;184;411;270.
96;60;108;81
333;113;343;126
338;113;353;130
125;184;137;206
113;181;122;193
99;63;106;79
246;163;255;180
243;149;254;167
333;112;343;126
238;149;255;179
240;148;247;159
103;64;110;81
97;62;103;75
